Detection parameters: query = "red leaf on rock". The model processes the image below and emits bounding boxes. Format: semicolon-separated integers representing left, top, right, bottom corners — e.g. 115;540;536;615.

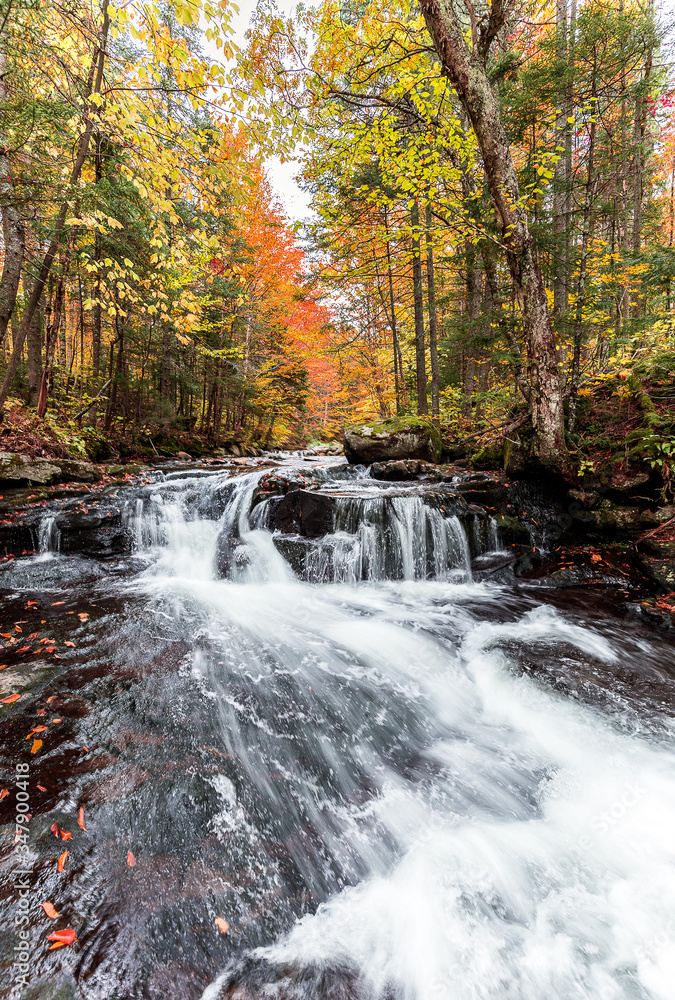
1;693;20;704
0;789;8;801
127;850;135;867
51;822;59;837
77;807;86;831
47;928;76;945
57;850;68;872
41;901;60;919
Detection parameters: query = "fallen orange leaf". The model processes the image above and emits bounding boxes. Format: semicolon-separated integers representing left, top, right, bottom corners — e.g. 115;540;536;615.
52;717;62;723
30;739;42;754
41;901;60;919
37;783;46;791
61;831;72;841
51;602;65;606
78;613;89;621
590;553;602;564
0;789;8;801
214;917;229;934
0;633;10;639
64;641;75;647
77;807;86;831
57;850;68;872
1;694;20;704
48;941;67;950
14;625;21;632
127;850;135;867
47;928;77;946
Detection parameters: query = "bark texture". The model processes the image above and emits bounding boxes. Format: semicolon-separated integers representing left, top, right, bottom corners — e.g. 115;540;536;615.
419;0;566;467
0;48;25;348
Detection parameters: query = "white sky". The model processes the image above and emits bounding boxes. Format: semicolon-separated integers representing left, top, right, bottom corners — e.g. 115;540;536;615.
230;0;313;221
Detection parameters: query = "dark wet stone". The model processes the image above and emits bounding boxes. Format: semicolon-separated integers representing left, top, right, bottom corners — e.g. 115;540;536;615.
215;531;251;577
272;490;334;538
370;458;439;481
453;477;509;506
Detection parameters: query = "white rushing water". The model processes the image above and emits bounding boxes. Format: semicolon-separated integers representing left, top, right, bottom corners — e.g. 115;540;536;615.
125;465;675;1000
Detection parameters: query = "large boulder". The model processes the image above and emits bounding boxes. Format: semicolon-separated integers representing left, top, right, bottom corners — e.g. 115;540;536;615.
343;417;441;465
0;452;101;486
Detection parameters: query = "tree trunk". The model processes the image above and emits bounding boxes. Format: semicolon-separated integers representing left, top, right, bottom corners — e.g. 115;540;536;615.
0;48;25;349
419;0;566;467
384;206;402;414
37;239;73;418
0;4;110;413
411;199;427;416
568;71;598;433
553;0;569;320
425;201;440;426
27;298;43;406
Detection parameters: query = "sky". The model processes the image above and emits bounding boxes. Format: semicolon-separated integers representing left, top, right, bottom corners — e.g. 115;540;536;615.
229;0;313;221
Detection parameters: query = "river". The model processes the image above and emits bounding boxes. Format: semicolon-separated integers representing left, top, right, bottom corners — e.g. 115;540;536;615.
1;456;674;1000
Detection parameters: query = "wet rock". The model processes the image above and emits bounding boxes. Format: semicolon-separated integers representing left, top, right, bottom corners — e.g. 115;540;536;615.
54;508;127;556
215;531;251;577
654;505;675;523
584;502;656;533
370;458;442;480
0;452;101;486
105;463;142;476
640;557;675;591
175;451;192;460
272;490;334;537
453;476;508;506
343;416;441;464
251;469;320;509
493;514;533;545
600;470;653;501
0;518;36;555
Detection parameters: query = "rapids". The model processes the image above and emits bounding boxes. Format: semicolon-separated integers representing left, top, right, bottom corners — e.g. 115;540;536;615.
1;457;675;1000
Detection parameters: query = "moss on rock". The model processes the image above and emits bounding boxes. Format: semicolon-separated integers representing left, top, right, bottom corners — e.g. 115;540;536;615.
344;417;442;464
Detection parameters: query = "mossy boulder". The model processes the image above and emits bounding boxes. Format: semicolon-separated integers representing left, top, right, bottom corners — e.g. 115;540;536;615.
343;417;441;465
0;452;101;486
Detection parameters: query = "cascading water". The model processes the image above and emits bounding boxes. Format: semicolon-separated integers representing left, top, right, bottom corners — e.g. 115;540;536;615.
7;458;675;1000
37;513;60;554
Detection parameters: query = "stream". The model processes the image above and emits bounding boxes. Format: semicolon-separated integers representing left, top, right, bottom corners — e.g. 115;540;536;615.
1;456;675;1000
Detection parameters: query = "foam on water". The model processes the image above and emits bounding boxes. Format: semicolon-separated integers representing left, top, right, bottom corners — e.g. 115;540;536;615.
122;465;675;1000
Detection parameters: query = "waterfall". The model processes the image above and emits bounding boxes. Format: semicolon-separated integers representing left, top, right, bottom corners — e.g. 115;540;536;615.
37;514;60;554
299;495;473;583
124;468;483;585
